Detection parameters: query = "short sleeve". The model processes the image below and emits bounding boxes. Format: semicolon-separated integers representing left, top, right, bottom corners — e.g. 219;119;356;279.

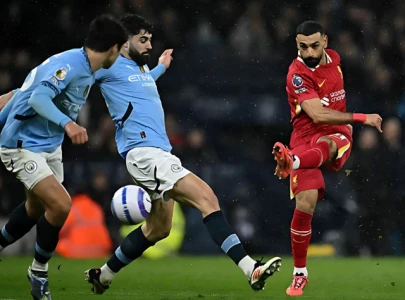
38;57;80;96
286;72;319;104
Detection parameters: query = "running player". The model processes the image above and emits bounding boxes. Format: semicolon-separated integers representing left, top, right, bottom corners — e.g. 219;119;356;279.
272;21;382;296
0;15;127;300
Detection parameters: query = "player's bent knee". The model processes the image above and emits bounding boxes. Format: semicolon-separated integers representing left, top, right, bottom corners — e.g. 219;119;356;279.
143;221;172;243
295;190;318;214
48;197;72;220
318;136;337;159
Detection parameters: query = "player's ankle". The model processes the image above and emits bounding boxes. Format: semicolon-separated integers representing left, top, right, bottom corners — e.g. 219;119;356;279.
238;256;256;278
32;259;48;272
293;267;308;277
100;264;116;285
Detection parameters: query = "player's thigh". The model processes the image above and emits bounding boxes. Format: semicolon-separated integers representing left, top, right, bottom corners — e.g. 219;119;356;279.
165;173;220;217
290;169;324;214
126;147;190;201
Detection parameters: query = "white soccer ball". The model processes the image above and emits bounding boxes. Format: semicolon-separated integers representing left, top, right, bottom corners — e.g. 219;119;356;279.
111;185;151;225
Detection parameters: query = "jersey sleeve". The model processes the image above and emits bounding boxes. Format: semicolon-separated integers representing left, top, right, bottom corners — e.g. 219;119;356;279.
286;72;319;104
38;56;81;96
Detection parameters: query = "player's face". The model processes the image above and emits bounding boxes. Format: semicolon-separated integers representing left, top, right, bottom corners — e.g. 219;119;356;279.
103;44;121;69
126;30;152;66
296;33;328;68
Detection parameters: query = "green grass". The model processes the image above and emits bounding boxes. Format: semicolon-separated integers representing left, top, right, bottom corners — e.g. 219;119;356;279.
0;256;404;299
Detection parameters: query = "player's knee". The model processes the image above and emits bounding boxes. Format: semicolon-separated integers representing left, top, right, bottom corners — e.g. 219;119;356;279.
318;137;337;159
143;221;172;243
47;196;72;221
295;191;317;214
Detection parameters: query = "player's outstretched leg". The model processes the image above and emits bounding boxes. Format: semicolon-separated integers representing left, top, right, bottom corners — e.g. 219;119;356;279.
286;189;317;296
166;173;282;291
86;199;174;294
273;137;335;179
27;175;71;300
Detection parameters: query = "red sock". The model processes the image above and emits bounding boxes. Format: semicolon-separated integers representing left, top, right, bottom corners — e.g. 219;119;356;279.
296;141;330;169
291;209;313;268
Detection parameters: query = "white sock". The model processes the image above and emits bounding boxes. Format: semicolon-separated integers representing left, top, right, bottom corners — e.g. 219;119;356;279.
294;267;308;277
32;259;48;272
292;155;300;170
100;264;117;285
238;255;256;278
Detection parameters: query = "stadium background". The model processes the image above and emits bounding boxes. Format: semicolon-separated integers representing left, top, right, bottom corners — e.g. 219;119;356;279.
1;0;405;260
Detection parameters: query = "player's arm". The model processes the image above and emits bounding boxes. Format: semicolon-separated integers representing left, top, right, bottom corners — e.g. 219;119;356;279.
0;89;19;111
150;49;173;81
0;90;18;125
301;99;382;132
28;85;72;128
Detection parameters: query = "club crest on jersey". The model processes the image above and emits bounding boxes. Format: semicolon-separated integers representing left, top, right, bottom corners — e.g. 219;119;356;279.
83;85;90;98
292;75;303;88
55;68;67;80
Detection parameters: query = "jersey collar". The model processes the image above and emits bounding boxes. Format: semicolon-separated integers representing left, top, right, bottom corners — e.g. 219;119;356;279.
297;50;331;71
81;47;93;73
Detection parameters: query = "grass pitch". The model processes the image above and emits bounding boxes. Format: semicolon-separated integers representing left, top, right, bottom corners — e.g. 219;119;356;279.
0;256;404;299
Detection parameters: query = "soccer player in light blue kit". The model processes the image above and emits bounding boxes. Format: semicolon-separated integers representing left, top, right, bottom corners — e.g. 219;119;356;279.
0;15;127;300
85;14;282;294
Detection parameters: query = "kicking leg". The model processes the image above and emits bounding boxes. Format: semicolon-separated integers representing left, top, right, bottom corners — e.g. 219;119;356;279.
86;199;174;294
0;189;43;252
166;173;281;291
273;136;338;179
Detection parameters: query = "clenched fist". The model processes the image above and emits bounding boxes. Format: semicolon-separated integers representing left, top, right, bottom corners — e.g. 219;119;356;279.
65;121;88;144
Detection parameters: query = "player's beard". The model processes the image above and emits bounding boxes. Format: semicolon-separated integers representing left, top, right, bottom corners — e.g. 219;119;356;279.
302;55;322;68
128;46;150;66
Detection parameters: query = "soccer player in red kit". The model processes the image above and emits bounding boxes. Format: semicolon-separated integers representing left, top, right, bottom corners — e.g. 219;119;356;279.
273;21;383;296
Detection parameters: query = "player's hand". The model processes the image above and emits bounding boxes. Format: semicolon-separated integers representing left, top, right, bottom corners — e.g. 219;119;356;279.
158;49;173;70
65;121;88;144
364;114;383;133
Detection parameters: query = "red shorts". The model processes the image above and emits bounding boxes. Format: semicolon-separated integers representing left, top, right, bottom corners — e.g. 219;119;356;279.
289;132;352;200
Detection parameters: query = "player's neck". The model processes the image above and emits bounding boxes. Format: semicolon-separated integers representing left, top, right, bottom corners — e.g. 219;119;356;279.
85;48;105;73
319;51;327;66
120;50;132;61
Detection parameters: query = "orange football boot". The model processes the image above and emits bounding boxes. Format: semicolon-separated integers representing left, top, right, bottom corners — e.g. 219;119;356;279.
272;142;294;179
286;275;308;296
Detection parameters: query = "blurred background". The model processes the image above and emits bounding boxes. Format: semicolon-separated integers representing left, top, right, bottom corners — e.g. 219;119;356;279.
1;0;405;259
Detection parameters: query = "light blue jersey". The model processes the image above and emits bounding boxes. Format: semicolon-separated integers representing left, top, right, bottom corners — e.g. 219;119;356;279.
0;48;94;153
95;55;171;158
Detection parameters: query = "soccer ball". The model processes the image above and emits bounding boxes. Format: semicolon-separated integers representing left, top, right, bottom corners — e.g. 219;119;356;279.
111;185;152;225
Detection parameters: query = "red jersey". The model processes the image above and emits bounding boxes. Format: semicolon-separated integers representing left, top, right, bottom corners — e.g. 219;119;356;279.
286;49;351;148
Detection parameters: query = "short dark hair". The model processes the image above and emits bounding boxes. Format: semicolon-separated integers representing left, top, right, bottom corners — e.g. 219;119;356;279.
119;14;153;36
84;14;127;52
296;21;324;36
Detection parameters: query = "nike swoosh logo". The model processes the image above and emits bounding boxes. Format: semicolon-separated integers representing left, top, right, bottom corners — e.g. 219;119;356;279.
318;79;326;87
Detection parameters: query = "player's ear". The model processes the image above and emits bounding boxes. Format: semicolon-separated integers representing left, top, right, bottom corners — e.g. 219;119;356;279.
295;37;300;50
324;35;328;49
123;41;130;50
